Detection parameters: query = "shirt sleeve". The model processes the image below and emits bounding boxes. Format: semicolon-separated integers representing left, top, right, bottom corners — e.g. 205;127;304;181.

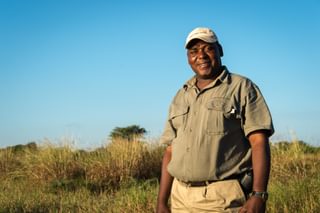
159;115;176;145
242;81;274;137
159;89;184;145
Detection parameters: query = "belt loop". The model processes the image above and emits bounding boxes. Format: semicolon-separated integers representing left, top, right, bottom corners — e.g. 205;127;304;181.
203;181;210;198
203;187;208;198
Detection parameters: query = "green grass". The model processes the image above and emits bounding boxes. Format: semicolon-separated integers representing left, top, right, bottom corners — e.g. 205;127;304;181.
267;140;320;213
0;139;319;212
0;178;158;213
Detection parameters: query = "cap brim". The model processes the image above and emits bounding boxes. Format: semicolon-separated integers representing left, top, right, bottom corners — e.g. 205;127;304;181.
185;36;216;48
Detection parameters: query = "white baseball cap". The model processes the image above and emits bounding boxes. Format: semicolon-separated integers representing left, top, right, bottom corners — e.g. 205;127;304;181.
185;27;218;49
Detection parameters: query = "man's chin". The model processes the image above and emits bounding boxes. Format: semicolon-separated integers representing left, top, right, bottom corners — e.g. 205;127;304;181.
197;69;212;76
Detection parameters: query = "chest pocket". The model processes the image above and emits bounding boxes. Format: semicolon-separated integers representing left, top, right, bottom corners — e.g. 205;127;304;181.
206;98;241;135
169;104;189;132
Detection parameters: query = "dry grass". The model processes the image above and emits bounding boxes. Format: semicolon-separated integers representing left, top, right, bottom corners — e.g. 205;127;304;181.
268;140;320;213
0;138;319;212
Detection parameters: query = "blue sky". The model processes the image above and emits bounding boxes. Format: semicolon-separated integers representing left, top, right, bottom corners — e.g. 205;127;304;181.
1;0;320;148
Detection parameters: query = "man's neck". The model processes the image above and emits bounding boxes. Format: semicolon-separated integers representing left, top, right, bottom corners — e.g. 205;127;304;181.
196;67;223;90
196;78;214;90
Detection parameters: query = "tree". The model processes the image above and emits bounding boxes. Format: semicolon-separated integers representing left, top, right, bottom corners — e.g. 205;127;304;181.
109;125;147;141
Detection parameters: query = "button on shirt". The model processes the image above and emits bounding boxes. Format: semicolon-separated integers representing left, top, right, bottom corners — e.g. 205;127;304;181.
160;67;274;182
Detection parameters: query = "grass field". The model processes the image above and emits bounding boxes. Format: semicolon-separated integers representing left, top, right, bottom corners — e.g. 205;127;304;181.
0;139;319;213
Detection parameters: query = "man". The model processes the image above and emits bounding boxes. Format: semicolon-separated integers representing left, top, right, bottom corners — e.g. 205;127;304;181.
156;27;274;213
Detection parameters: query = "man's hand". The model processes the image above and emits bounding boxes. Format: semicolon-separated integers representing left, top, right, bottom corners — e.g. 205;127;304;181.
156;203;171;213
239;196;266;213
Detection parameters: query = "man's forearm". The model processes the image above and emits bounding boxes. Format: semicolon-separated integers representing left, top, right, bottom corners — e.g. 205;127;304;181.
239;131;271;213
248;131;271;192
157;145;174;209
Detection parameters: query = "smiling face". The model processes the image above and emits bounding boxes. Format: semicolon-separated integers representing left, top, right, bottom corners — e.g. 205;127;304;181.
187;39;222;80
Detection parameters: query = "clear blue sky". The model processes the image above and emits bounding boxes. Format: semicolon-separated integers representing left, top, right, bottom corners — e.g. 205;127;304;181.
1;0;320;148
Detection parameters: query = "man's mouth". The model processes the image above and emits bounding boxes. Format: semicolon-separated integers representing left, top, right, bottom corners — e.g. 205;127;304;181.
198;62;210;68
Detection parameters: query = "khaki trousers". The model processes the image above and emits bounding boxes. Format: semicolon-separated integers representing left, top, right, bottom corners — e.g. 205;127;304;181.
171;178;246;213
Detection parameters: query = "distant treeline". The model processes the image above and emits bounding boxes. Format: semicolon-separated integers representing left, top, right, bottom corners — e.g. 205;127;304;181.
2;139;319;154
2;141;38;153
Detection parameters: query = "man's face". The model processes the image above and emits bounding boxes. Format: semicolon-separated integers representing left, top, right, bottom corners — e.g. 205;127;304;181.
187;40;222;79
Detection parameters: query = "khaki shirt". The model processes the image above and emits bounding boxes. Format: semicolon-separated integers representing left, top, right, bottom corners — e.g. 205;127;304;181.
160;67;274;182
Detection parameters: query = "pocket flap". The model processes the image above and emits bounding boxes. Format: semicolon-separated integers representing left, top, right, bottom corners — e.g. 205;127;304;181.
207;98;232;112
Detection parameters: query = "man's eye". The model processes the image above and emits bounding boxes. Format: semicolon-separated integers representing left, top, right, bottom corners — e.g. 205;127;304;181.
189;49;198;55
205;46;214;51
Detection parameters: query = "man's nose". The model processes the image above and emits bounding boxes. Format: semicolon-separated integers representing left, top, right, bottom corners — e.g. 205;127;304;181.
198;49;208;59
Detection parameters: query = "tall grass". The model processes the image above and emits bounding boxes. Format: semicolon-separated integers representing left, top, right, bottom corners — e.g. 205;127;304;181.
268;140;320;213
0;138;319;212
0;138;163;212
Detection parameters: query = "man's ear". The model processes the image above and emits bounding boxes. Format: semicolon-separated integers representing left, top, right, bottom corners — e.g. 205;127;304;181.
217;42;224;57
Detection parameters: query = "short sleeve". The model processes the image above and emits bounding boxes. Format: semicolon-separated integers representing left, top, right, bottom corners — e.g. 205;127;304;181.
242;82;274;137
159;89;186;145
159;118;176;145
